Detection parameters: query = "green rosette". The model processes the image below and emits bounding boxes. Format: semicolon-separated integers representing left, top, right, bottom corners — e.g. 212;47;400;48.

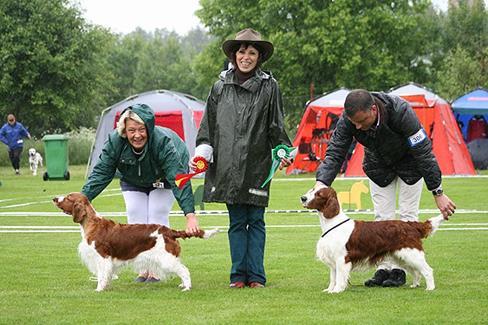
260;144;296;188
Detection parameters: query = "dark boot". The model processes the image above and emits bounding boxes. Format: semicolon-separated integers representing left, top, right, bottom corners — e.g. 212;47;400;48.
364;269;390;287
382;268;406;287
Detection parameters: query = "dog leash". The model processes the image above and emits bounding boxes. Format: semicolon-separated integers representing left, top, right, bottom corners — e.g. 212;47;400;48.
321;218;351;238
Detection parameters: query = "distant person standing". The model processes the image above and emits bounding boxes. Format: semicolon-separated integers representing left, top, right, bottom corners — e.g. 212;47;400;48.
0;114;31;175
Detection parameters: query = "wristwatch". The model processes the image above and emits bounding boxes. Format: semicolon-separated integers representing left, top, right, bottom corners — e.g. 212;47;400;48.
432;187;443;196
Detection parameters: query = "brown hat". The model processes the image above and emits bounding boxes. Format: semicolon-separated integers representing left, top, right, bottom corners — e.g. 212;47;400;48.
222;28;274;62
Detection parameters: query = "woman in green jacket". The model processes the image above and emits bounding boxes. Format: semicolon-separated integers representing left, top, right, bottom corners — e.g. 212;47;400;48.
82;103;199;282
192;28;292;288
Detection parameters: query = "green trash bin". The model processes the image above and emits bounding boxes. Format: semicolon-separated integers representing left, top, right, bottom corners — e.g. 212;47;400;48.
42;134;70;181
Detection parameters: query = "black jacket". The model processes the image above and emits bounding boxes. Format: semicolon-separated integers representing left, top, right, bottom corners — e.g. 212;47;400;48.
316;92;442;190
196;68;291;206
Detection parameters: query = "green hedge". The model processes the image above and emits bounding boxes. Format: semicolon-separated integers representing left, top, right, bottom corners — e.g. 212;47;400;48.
0;128;95;167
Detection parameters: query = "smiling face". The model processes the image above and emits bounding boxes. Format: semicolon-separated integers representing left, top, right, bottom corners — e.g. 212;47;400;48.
125;118;147;151
235;44;259;73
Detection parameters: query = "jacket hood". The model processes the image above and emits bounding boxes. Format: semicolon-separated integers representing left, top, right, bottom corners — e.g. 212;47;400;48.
127;103;155;134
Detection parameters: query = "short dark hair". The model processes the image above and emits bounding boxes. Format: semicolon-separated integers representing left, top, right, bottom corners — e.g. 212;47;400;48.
344;89;374;117
230;42;263;69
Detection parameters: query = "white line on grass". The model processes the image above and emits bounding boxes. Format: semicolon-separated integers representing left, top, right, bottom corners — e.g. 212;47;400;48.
1;225;487;233
1;209;488;217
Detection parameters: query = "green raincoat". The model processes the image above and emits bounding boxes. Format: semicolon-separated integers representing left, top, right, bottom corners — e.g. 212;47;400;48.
82;104;195;215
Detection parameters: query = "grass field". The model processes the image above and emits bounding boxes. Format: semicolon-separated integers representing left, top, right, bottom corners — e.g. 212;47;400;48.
1;165;487;324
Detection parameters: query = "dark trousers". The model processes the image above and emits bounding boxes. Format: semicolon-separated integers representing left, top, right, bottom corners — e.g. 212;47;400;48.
226;203;266;285
8;148;23;170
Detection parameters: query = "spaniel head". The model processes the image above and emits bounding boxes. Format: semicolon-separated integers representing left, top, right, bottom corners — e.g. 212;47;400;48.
53;192;91;224
301;187;340;219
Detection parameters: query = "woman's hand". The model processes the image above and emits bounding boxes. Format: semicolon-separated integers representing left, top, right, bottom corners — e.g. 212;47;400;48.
185;213;200;234
189;157;197;171
279;157;293;170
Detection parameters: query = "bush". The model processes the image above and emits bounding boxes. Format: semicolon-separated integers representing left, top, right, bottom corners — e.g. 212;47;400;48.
0;128;95;167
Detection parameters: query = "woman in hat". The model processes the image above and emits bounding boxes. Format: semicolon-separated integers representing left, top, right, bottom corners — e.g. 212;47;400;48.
192;28;292;288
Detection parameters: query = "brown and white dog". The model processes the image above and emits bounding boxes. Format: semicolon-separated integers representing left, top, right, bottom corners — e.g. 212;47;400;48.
301;187;446;293
53;192;218;292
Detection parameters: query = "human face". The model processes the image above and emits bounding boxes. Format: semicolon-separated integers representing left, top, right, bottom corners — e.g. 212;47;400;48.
125;118;147;150
235;44;259;73
347;105;378;131
7;114;15;125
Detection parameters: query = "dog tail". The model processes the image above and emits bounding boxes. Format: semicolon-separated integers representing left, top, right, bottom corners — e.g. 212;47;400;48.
168;228;219;240
426;215;445;236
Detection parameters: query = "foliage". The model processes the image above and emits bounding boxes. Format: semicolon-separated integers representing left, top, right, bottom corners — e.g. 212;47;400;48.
196;0;445;130
1;0;487;140
0;0;115;136
433;0;488;100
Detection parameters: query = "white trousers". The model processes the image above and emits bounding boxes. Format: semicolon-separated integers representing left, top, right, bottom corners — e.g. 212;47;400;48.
122;189;175;226
369;177;424;270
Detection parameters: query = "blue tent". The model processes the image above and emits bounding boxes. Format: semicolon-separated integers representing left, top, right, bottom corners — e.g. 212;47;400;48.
451;88;488;140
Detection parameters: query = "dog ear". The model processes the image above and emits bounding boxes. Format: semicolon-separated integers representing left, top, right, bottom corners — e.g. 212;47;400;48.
72;201;87;223
319;188;340;218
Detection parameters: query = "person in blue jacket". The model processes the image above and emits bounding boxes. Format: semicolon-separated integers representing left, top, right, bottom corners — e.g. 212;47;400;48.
0;114;31;175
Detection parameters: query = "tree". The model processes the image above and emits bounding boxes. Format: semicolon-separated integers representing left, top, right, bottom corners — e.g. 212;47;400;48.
196;0;436;133
433;0;488;99
0;0;115;136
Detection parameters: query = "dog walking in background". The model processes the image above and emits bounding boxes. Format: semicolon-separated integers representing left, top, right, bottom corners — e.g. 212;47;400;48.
28;148;43;176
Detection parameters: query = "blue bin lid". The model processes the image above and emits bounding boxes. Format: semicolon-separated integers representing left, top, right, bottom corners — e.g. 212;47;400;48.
42;134;68;141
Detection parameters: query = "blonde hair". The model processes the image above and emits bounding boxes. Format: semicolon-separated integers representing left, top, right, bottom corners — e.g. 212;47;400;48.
116;109;144;137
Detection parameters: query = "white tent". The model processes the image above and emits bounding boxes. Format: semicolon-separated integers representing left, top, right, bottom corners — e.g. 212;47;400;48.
86;89;205;177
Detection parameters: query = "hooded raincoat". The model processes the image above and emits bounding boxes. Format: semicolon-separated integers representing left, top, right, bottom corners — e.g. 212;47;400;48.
196;69;291;207
82;104;195;215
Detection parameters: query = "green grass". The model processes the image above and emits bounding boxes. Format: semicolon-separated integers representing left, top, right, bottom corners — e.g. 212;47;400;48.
0;166;487;324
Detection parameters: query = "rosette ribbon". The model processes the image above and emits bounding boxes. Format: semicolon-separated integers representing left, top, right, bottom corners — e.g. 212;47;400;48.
260;144;297;188
175;156;208;189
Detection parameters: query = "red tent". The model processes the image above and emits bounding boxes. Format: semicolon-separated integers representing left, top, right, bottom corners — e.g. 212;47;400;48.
287;89;350;173
287;84;476;176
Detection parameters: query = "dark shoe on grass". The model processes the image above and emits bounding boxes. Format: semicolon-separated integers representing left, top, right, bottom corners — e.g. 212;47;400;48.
145;277;160;283
364;269;390;287
134;276;147;283
382;269;406;287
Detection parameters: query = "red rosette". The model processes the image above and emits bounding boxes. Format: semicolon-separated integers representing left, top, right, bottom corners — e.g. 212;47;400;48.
175;156;209;189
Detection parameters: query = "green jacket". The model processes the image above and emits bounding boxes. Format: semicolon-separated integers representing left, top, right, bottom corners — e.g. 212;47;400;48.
82;104;195;215
196;69;291;207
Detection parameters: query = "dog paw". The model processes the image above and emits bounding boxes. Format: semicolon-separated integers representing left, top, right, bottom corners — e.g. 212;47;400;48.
425;286;435;291
179;283;191;291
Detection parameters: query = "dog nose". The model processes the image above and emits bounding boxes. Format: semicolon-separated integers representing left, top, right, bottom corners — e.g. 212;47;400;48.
300;196;307;203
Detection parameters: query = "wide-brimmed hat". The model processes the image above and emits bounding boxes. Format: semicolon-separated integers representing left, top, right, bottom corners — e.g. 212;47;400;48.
222;28;274;62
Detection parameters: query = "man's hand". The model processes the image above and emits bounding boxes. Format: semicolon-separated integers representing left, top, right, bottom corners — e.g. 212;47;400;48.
434;194;456;219
314;180;328;190
185;213;200;234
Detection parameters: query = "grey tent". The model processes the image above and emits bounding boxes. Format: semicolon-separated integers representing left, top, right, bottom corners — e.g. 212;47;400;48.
86;89;205;177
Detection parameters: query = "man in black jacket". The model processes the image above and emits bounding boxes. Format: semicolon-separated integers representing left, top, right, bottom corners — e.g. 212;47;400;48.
314;89;456;287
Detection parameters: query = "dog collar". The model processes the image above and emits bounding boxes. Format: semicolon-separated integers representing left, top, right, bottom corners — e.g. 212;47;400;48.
321;218;351;238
